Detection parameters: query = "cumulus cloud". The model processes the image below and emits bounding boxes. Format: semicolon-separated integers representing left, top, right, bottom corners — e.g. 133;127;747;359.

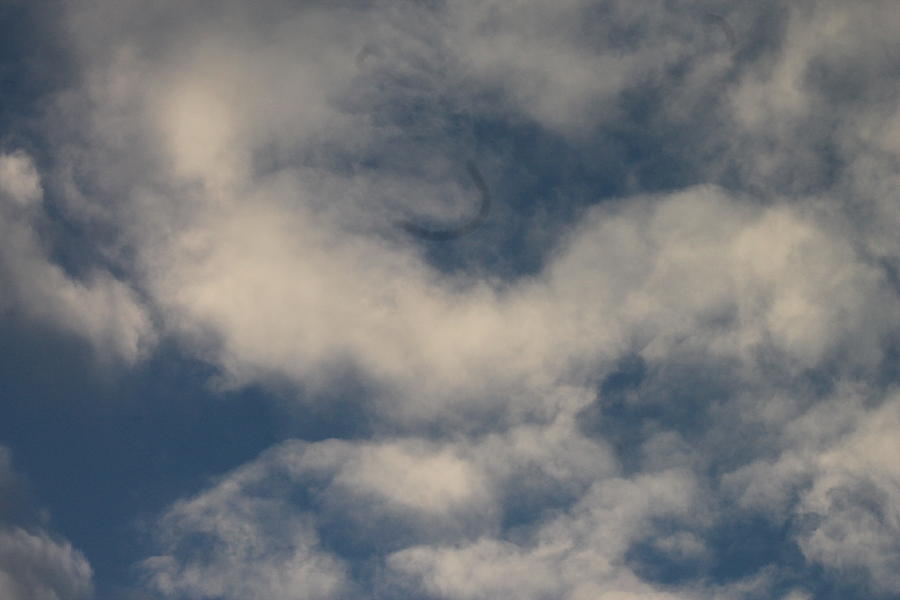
0;150;154;363
139;428;664;599
0;448;93;600
0;528;94;600
45;0;898;408
0;152;42;208
795;395;900;594
388;468;700;600
132;181;898;435
12;0;900;597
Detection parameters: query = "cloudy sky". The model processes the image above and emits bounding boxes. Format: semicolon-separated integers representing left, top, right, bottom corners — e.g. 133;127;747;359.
2;1;900;599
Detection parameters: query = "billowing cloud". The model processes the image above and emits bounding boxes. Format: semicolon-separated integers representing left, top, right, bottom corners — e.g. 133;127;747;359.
0;528;93;600
5;0;900;598
0;151;154;363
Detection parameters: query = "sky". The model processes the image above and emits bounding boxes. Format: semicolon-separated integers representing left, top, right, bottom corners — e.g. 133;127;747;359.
2;1;900;599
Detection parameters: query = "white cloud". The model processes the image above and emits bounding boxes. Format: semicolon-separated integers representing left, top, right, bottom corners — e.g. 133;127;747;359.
0;448;93;600
388;469;700;600
47;0;899;399
721;385;900;595
335;442;487;513
0;151;155;364
143;508;349;600
27;0;900;597
796;395;900;594
132;179;898;430
141;427;691;599
0;152;42;208
0;529;93;600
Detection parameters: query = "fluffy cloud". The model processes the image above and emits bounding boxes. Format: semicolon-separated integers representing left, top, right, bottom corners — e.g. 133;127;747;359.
0;152;42;208
0;151;154;363
46;0;898;410
134;181;897;434
720;385;900;596
0;448;93;600
0;529;93;600
387;469;700;600
16;0;900;597
140;427;672;599
797;397;900;594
